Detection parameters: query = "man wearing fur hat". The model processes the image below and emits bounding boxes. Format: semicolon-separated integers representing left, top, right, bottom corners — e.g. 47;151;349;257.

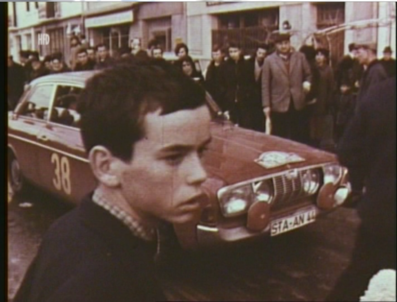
261;31;312;143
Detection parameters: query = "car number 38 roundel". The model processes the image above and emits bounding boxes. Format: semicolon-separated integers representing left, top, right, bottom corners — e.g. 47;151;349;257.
51;153;71;195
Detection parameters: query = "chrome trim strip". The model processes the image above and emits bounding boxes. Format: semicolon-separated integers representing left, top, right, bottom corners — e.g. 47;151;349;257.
8;134;88;163
197;225;219;233
217;162;336;197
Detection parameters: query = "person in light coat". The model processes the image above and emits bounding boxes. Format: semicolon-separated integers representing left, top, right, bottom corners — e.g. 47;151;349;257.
261;32;312;143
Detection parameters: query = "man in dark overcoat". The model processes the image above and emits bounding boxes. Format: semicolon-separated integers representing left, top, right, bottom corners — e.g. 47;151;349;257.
327;77;396;301
13;58;212;302
355;42;388;111
205;45;225;111
7;55;26;110
245;43;268;132
380;46;396;78
219;41;251;127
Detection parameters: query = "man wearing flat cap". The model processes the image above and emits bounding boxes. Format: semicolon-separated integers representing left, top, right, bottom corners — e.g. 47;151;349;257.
355;42;388;111
380;46;396;78
261;31;312;143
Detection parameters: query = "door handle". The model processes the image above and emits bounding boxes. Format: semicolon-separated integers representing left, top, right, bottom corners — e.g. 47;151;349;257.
37;134;48;142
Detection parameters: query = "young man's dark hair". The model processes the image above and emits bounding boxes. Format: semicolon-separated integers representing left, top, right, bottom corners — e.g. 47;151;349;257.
77;47;87;56
212;44;223;53
228;40;241;50
348;43;356;53
96;43;107;51
77;58;207;161
174;42;189;57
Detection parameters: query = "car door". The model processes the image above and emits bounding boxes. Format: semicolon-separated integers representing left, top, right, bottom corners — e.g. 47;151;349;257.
37;83;97;204
8;83;56;187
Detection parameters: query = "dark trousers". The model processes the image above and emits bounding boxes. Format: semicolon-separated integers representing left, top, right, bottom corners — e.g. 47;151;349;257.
325;222;396;301
271;101;310;144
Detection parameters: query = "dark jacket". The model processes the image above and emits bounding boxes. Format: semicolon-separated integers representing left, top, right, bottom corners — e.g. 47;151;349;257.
356;60;388;108
380;58;396;78
337;77;396;234
73;59;95;72
219;56;251;125
205;60;224;108
28;66;49;82
312;64;334;116
49;64;71;74
335;55;363;93
8;61;26;109
244;56;266;131
94;57;115;70
13;195;167;302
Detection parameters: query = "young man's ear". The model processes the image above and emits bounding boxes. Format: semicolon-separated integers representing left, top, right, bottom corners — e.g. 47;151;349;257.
88;146;120;187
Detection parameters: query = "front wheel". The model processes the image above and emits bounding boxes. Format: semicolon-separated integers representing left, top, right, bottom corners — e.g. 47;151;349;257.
8;154;27;197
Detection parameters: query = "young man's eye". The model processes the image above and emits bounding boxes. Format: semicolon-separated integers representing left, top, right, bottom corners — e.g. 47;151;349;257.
164;154;184;166
198;146;209;158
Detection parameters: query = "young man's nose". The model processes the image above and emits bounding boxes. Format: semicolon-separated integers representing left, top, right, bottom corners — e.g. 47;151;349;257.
186;154;207;185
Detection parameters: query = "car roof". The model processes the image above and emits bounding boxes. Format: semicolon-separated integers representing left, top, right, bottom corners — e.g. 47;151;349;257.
30;71;98;86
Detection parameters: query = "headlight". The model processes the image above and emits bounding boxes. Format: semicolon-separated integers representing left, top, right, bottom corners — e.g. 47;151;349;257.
253;181;273;203
323;164;343;185
302;169;320;195
218;180;274;217
218;185;252;217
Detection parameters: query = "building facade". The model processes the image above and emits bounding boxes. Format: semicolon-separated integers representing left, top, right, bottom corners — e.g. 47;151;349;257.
186;1;396;67
8;2;396;68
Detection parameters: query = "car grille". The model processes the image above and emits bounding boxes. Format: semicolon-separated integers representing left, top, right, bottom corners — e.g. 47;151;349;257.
271;168;319;210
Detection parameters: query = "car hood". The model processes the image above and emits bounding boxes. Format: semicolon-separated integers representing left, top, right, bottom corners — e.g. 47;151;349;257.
205;121;336;186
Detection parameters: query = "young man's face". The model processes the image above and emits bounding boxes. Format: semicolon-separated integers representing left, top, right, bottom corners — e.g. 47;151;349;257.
182;61;193;76
276;40;291;54
87;49;96;60
77;52;89;65
177;47;187;59
212;50;223;64
315;52;326;65
356;48;370;65
130;39;141;51
51;59;62;71
116;105;211;226
228;47;241;62
97;46;108;60
256;47;267;64
152;49;163;59
383;52;392;60
32;60;41;70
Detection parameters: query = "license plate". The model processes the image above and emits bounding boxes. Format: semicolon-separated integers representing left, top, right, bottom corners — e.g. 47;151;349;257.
270;207;316;236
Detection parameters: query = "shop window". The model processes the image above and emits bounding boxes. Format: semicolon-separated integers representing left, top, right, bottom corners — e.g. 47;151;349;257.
48;28;65;56
316;2;345;68
151;29;171;52
317;2;345;28
214;8;279;55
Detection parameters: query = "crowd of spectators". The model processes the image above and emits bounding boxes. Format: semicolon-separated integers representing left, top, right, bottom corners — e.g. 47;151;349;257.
8;33;395;152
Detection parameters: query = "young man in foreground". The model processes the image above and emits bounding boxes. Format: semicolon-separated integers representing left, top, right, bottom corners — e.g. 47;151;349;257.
13;58;212;302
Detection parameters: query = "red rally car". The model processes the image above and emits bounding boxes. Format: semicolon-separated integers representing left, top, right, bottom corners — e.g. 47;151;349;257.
8;71;352;249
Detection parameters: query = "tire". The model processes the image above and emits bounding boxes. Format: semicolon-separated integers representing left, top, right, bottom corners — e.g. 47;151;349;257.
8;153;27;197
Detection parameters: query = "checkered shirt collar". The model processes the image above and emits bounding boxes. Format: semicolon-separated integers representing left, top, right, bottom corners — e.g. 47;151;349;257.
92;189;156;242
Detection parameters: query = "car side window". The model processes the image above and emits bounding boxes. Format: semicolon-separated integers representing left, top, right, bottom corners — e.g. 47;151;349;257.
17;84;54;120
50;85;82;128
